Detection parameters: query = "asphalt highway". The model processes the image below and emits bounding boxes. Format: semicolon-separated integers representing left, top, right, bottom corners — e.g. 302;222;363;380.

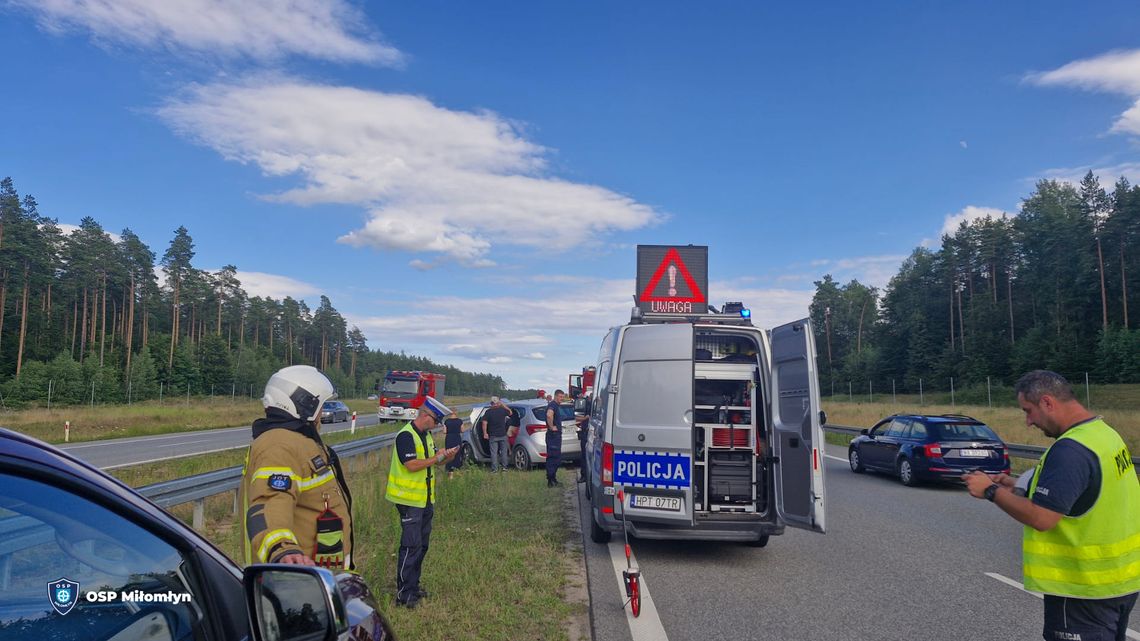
61;403;479;469
578;442;1140;641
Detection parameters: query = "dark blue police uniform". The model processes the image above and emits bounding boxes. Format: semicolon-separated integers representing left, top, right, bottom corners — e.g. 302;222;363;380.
546;400;562;486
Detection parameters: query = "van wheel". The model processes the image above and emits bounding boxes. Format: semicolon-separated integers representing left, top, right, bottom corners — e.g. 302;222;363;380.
746;535;770;548
590;510;611;544
513;445;532;470
848;448;865;473
898;458;918;487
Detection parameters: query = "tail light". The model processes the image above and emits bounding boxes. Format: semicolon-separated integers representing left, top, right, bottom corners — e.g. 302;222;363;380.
1003;449;1010;465
923;443;943;458
602;442;614;486
526;422;545;436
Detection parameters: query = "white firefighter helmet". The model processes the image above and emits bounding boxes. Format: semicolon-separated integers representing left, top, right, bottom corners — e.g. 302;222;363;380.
262;365;337;422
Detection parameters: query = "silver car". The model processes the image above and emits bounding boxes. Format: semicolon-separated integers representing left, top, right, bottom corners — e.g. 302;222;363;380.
461;399;581;470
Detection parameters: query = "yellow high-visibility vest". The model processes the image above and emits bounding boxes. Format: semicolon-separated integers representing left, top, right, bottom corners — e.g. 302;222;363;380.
1024;418;1140;598
385;422;436;508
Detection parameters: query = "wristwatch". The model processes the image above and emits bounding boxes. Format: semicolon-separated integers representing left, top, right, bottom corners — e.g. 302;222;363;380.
984;483;999;502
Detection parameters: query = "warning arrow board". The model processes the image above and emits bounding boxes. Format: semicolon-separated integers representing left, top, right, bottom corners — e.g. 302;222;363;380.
636;245;708;314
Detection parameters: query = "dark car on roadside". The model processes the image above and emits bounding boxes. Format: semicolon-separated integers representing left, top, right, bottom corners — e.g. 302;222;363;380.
847;414;1010;486
321;400;351;423
0;428;394;641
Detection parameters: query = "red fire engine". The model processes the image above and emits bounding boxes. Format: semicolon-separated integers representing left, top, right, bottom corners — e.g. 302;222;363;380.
376;370;446;422
568;366;596;399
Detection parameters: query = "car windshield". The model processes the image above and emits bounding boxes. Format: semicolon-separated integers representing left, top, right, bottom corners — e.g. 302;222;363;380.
934;422;999;441
323;402;338;410
381;379;419;398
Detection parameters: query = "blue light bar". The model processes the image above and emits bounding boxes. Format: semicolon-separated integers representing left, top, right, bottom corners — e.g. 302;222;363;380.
740;308;751;318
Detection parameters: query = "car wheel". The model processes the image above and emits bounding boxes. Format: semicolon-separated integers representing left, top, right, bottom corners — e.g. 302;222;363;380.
745;534;770;548
848;448;865;473
513;445;532;470
590;509;611;544
898;458;918;487
461;442;475;467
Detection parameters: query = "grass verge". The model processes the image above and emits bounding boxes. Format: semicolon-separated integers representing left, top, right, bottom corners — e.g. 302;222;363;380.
112;431;575;641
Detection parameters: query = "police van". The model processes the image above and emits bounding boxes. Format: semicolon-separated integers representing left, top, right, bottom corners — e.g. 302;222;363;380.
583;307;826;546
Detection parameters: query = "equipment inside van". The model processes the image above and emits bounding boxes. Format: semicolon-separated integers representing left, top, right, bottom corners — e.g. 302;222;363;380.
583;308;826;546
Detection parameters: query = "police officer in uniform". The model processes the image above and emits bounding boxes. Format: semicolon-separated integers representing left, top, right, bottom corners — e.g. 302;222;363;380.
965;370;1139;641
386;396;458;608
545;389;566;487
241;365;353;568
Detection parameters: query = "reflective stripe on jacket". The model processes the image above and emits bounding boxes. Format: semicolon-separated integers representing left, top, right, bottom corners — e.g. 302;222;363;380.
386;422;436;507
1024;418;1140;598
241;428;352;568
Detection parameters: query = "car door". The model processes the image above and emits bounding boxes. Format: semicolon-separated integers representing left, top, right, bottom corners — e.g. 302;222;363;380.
878;419;911;468
611;323;695;526
860;420;891;469
769;318;826;533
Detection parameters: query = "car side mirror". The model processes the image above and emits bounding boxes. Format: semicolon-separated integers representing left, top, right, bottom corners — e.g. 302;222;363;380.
244;565;347;641
818;410;827;426
860;429;869;436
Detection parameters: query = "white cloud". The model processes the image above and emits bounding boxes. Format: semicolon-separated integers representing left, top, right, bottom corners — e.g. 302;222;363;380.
806;255;909;290
959;140;968;149
56;223;122;243
232;270;319;300
940;205;1009;237
11;0;402;65
1027;49;1140;95
1037;162;1140;188
1027;48;1140;139
156;79;662;265
523;352;546;360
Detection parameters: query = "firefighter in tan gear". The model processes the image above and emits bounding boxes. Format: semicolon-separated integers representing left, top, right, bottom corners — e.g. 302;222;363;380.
241;365;354;568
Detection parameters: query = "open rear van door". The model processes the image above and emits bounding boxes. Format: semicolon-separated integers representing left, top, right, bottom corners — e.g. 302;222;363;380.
769;319;826;533
612;324;695;526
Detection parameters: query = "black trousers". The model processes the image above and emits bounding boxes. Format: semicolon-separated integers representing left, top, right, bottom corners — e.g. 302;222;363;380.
1043;592;1137;641
545;430;562;481
395;503;434;603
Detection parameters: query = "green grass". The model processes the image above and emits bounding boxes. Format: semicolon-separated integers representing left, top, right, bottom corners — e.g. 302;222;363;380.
3;395;479;445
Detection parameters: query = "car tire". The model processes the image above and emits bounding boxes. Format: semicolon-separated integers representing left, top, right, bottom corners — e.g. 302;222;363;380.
590;509;611;544
898;457;918;487
461;442;476;467
848;448;865;473
513;445;532;470
745;535;770;548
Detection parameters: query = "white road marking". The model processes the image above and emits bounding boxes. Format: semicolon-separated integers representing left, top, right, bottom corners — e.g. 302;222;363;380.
986;572;1140;640
607;539;669;641
824;454;847;463
101;445;247;470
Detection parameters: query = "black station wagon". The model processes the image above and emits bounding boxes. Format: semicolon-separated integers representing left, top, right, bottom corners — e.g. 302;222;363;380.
847;414;1010;486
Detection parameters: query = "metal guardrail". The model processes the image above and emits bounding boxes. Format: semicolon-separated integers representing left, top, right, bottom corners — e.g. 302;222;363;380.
138;431;401;529
824;424;1137;465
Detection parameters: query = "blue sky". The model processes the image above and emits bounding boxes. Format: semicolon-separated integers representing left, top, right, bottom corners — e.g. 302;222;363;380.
3;1;1140;389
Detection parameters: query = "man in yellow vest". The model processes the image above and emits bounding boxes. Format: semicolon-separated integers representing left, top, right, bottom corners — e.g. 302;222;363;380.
386;395;458;608
965;370;1139;641
241;365;353;569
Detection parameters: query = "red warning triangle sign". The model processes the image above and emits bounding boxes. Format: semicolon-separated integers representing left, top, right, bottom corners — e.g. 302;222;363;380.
639;248;706;303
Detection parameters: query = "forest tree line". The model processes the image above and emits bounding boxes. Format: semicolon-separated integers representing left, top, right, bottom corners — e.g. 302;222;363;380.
811;173;1140;396
0;177;506;407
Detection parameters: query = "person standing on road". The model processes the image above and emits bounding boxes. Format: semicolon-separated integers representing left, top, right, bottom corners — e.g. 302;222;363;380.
481;396;511;473
386;396;458;608
964;370;1139;641
444;410;466;479
241;365;354;569
545;390;566;487
575;394;591;483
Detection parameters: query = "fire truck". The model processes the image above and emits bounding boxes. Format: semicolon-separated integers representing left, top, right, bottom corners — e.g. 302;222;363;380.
376;370;446;422
568;366;596;399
